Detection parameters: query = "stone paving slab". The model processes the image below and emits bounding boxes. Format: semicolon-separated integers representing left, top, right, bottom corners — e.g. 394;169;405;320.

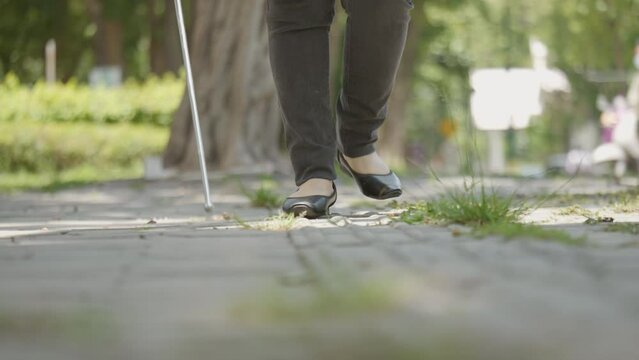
0;175;638;359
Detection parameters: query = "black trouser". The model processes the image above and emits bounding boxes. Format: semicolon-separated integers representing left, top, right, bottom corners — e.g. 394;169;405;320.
266;0;413;186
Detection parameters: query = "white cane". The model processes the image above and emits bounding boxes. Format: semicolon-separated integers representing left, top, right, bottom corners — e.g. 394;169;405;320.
174;0;213;212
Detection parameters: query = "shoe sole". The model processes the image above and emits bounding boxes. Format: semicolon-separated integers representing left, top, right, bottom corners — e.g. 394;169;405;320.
289;205;318;219
377;188;403;199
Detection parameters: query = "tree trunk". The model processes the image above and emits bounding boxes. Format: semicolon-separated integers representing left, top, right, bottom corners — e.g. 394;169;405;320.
163;0;281;173
85;0;124;68
148;0;166;74
148;0;181;75
378;0;425;169
162;0;182;73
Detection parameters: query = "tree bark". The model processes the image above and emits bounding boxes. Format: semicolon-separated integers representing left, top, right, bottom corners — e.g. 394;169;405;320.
148;0;181;75
85;0;124;68
378;0;425;169
163;0;281;173
162;0;182;73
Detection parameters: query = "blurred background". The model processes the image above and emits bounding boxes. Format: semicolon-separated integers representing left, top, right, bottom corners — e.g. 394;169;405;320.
1;0;638;192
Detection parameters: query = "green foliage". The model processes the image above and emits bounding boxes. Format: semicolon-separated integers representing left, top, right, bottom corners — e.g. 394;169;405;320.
0;0;92;82
409;0;639;170
543;0;639;71
0;121;168;174
408;0;537;169
0;0;187;82
0;75;175;192
0;73;183;126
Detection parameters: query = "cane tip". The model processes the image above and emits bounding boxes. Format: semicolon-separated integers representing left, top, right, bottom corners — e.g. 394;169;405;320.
204;203;214;213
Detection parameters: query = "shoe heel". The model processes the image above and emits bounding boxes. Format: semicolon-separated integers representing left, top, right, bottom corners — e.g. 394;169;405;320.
336;151;353;178
338;162;351;177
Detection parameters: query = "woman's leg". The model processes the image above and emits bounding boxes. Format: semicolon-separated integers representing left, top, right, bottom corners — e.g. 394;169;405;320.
337;0;413;160
266;0;337;187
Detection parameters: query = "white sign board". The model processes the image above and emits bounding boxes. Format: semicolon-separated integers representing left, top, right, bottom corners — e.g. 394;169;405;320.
470;68;543;131
89;66;123;88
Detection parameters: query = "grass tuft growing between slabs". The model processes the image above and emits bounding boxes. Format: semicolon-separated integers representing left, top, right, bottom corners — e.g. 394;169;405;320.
391;178;587;246
555;205;596;218
611;189;639;213
392;181;527;227
554;205;614;224
238;177;283;210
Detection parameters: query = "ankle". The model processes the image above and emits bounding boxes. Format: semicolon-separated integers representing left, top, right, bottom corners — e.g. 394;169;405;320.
300;178;333;187
291;178;334;197
342;151;390;175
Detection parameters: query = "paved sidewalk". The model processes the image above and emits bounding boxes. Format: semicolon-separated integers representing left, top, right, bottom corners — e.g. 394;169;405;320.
1;174;638;360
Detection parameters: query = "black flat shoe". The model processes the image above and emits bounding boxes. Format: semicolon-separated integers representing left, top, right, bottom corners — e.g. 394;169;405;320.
282;181;337;219
337;150;402;200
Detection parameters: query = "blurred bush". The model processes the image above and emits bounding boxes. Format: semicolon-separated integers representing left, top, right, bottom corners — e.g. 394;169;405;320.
0;74;177;180
0;121;168;173
0;73;183;126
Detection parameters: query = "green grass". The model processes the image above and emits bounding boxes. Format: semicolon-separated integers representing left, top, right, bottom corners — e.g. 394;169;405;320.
393;195;588;246
237;177;283;209
473;222;587;246
555;205;596;217
393;195;587;246
555;205;614;224
390;175;591;246
393;186;526;226
611;189;639;213
248;185;282;209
